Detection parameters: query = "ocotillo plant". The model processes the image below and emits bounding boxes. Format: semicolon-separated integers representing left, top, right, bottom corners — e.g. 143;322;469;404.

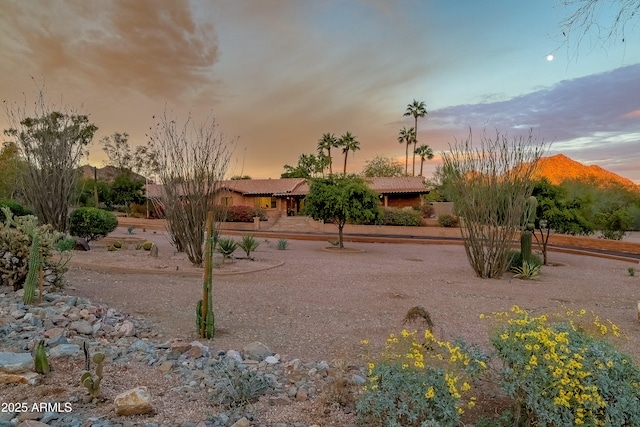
23;232;41;304
197;211;215;339
520;195;538;264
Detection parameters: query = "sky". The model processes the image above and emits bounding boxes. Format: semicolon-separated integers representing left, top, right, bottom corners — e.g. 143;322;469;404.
1;0;639;183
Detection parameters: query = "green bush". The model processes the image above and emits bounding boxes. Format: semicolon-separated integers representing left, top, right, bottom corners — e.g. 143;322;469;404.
437;214;459;228
489;306;640;426
69;207;118;242
54;236;76;252
357;329;488;427
414;204;435;218
378;207;423;226
0;200;33;222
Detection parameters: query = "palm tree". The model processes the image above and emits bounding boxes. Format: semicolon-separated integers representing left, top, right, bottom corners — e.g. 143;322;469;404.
317;133;338;175
403;99;427;176
339;132;360;176
397;127;415;175
415;144;434;177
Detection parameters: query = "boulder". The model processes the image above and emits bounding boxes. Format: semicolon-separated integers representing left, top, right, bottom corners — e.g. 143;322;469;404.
69;320;93;335
49;344;81;358
242;341;273;361
75;238;90;251
0;352;33;373
114;386;153;416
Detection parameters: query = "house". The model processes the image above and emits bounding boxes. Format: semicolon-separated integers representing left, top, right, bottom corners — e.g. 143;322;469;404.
215;176;430;217
146;176;430;219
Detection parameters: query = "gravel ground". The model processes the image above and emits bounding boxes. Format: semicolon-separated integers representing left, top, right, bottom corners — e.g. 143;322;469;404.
67;230;640;363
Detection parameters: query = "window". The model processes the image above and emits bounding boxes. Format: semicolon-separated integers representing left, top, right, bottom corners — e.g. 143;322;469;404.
255;197;276;209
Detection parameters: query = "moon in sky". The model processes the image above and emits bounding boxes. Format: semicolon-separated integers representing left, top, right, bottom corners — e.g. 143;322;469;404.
546;54;554;61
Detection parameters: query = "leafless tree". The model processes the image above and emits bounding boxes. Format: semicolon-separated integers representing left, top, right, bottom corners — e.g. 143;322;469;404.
441;130;547;278
558;0;639;56
3;88;97;232
148;109;234;266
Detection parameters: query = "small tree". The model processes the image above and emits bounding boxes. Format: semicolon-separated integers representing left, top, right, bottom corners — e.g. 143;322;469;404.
148;109;234;266
361;155;404;177
69;207;118;243
3;88;98;232
532;178;594;264
303;176;381;249
441;129;546;278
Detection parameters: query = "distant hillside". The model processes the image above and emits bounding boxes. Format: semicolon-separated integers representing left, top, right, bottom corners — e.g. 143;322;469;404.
78;165;145;183
532;154;640;192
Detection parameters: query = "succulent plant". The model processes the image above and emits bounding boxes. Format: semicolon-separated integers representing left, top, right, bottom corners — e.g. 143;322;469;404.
33;340;50;374
80;348;105;398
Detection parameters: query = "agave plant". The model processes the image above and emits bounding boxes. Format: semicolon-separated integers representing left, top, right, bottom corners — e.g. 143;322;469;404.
512;261;541;280
237;235;260;259
216;237;237;263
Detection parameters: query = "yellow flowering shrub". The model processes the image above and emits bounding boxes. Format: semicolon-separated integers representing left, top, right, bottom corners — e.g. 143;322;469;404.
489;306;640;426
356;329;488;427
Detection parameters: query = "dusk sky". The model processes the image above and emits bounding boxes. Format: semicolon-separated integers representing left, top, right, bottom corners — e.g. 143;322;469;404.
1;1;639;182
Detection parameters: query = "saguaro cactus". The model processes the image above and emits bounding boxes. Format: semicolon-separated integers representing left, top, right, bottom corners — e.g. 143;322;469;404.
197;211;215;339
23;232;41;304
520;195;538;264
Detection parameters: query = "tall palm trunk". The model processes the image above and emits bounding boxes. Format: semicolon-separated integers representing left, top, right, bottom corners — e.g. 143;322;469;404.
343;150;348;176
404;141;409;175
412;117;418;176
327;147;332;175
419;158;425;176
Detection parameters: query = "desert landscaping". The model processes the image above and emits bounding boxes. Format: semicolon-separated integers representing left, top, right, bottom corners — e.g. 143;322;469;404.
2;221;639;426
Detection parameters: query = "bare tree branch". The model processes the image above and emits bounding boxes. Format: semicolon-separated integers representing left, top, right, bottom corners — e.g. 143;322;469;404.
148;109;235;266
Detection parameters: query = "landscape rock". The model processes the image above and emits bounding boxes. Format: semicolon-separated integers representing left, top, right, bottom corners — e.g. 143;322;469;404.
0;352;33;373
69;320;93;335
74;238;90;251
230;417;250;427
49;344;81;358
0;371;40;385
114;386;154;416
243;341;273;361
113;319;135;338
16;421;51;427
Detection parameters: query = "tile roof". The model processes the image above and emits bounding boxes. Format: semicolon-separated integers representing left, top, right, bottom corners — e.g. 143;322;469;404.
146;176;429;198
220;178;306;195
365;176;430;194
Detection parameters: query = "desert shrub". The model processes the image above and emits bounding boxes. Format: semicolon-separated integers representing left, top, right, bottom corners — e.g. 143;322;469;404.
129;203;147;218
276;239;289;250
414;204;435;218
378;207;423;226
488;306;640;426
142;241;153;251
112;240;122;249
0;200;33;222
0;209;69;290
69;207;118;242
437;213;459;228
357;329;488;427
224;206;267;222
237;235;260;258
507;250;542;271
54;236;76;252
209;359;273;408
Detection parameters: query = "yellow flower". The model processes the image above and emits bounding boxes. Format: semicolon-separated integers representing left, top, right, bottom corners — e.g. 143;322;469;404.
361;339;369;345
425;386;435;399
401;329;410;338
501;333;509;340
368;362;375;370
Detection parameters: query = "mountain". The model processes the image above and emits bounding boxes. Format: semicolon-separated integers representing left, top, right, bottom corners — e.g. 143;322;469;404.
78;165;146;183
532;154;639;192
